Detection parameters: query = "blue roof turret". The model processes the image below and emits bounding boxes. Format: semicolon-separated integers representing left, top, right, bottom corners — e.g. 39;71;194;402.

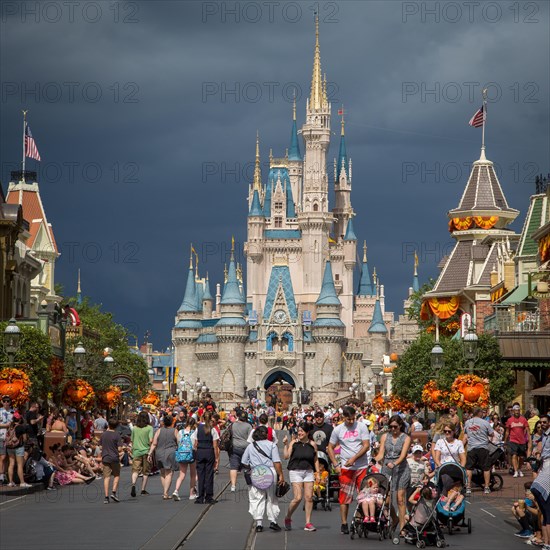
368;298;387;333
249;189;263;217
178;253;198;312
220;247;246;305
316;260;341;306
203;274;213;301
288;98;302;161
357;241;375;296
336;115;349;181
344;218;357;241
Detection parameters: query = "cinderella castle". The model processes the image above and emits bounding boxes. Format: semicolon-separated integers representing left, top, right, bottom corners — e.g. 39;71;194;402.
172;18;419;407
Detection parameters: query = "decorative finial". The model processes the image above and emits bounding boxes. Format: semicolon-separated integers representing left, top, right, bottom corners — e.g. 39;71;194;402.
253;132;262;191
224;263;228;283
292;91;296;121
340;104;345;136
363;241;367;263
414;250;418;276
189;243;194;269
77;268;81;293
309;11;324;110
231;235;235;254
373;267;377;286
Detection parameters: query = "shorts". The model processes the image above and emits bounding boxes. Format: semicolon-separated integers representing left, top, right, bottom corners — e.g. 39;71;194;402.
103;461;121;477
338;468;368;505
289;469;315;483
509;442;527;457
229;447;245;471
466;447;490;472
6;446;25;457
0;441;5;455
131;454;151;476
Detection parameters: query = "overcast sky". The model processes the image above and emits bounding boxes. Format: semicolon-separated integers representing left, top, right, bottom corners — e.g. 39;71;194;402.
1;1;548;349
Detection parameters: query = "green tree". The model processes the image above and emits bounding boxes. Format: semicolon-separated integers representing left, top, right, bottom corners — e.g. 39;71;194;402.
392;332;515;406
0;322;53;400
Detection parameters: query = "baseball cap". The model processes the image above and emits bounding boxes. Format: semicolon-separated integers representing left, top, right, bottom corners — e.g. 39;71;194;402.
412;444;423;453
512;405;521;411
314;411;324;418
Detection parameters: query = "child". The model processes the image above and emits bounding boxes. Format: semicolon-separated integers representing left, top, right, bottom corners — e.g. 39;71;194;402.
407;485;435;527
443;480;464;512
313;462;329;499
357;478;384;523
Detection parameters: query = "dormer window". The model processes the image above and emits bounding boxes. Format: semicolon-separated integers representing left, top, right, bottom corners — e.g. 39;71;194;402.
274;201;283;210
274;216;283;228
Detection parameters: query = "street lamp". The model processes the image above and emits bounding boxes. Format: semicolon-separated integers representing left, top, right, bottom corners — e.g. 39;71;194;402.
4;319;21;366
73;341;86;373
430;343;445;372
463;326;479;373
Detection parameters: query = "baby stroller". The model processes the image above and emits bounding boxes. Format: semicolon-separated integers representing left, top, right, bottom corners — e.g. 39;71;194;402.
350;472;392;541
402;482;446;548
471;442;504;492
434;462;472;536
327;456;341;504
313;452;332;511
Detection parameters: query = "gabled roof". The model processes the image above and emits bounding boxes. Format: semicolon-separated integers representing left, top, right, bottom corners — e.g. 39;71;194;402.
264;168;296;219
263;265;298;321
6;186;58;253
368;299;387;333
316;260;341;306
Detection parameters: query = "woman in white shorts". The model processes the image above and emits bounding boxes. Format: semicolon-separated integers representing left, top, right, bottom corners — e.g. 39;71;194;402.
283;422;320;532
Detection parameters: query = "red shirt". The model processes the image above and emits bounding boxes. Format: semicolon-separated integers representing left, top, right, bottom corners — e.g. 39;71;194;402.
506;415;529;444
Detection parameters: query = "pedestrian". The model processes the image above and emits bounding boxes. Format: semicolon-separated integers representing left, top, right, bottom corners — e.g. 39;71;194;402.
311;410;333;453
375;414;412;535
173;417;198;501
229;410;252;492
94;411;108;433
327;405;371;535
130;411;153;497
241;425;285;533
506;403;531;478
464;407;494;495
192;411;220;504
283;422;320;531
432;422;466;495
0;396;14;484
530;415;550;548
5;414;32;488
100;417;122;503
148;414;178;500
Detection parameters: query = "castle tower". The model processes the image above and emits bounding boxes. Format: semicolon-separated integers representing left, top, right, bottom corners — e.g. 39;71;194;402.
368;285;389;370
342;218;357;337
333;112;353;240
215;243;248;396
202;273;213;319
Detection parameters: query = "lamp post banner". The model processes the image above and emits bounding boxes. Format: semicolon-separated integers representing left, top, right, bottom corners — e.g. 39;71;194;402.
460;313;472;338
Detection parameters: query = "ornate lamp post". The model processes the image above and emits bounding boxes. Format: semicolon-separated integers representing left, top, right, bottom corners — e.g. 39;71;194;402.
430;343;445;372
4;319;21;367
463;326;479;373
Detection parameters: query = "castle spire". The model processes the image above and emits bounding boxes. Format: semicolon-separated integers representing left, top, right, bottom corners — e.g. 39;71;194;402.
288;96;302;161
253;131;262;191
412;250;420;292
178;249;198;312
336;106;349;181
76;269;82;305
221;240;245;305
309;13;326;111
316;260;341;306
368;297;387;333
358;242;375;296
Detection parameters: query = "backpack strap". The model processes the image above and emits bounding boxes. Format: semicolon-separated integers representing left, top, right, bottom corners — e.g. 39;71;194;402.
253;441;272;461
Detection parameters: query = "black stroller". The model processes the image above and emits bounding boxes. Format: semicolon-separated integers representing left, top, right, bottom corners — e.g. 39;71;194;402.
350;471;392;540
312;451;332;511
471;442;504;491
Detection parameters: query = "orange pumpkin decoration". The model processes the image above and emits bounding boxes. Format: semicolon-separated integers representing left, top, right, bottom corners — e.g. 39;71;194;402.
383;365;396;374
62;379;95;410
422;380;449;411
463;385;483;403
390;353;398;362
0;368;31;407
142;391;160;407
450;374;489;410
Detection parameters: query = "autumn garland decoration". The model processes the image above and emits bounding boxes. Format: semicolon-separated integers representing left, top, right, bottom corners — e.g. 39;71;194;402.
142;391;160;407
97;385;122;409
0;368;31;407
449;374;490;410
62;379;95;410
421;380;449;411
388;394;414;412
371;393;386;413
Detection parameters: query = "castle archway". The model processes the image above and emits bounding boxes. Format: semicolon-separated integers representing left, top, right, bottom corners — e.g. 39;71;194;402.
262;368;297;410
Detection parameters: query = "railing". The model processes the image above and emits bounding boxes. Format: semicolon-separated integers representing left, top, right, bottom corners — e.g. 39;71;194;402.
485;309;540;333
11;170;36;182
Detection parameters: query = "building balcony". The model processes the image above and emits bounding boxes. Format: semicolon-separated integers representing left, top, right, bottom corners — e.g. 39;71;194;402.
484;309;541;334
263;351;296;367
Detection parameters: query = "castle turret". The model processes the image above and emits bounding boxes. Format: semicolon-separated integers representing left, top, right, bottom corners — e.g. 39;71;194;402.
333;112;353;240
202;273;213;319
288;96;303;207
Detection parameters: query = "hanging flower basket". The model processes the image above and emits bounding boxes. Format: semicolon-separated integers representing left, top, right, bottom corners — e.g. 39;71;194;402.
142;391;160;407
422;380;449;411
0;368;31;407
97;385;122;408
450;374;489;410
62;379;95;410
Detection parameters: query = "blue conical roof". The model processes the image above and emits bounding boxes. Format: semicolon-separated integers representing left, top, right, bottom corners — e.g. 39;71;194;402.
285;173;296;218
249;190;263;217
336;132;348;181
316;260;341;306
368;299;387;333
412;273;420;293
358;260;375;296
203;275;213;301
344;218;357;241
289;119;302;161
178;261;198;312
220;253;245;305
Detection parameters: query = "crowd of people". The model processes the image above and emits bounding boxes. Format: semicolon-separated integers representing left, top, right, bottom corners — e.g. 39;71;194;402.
1;392;550;547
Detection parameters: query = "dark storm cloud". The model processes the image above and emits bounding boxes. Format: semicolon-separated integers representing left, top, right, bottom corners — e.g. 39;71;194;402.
1;1;548;348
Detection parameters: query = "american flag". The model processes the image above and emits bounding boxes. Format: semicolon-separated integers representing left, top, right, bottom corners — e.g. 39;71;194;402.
468;105;485;128
25;124;41;161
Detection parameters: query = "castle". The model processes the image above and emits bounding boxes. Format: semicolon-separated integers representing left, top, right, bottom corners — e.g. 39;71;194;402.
172;18;419;407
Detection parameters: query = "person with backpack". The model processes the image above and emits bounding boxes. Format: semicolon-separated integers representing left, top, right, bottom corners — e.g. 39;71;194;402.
192;411;220;504
6;414;32;488
247;414;278;445
173;417;198;501
148;414;178;500
229;411;252;493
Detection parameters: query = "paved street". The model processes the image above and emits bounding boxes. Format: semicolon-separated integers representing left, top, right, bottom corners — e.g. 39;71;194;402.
0;461;531;550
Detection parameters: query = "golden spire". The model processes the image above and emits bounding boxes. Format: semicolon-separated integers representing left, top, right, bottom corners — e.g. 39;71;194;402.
373;267;377;285
340;104;345;136
253;131;262;191
189;244;194;269
323;73;328;106
309;13;325;110
363;241;367;263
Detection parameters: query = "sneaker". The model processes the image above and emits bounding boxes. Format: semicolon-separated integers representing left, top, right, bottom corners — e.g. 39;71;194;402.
103;496;109;504
255;525;263;533
514;530;533;538
46;486;57;491
172;491;180;501
131;485;136;497
285;518;292;531
304;523;316;531
341;524;349;535
141;490;150;495
7;482;15;487
465;488;471;496
363;516;370;524
111;492;120;503
19;483;32;488
519;470;525;477
514;471;519;478
484;487;491;495
269;522;282;532
189;492;197;500
230;486;236;493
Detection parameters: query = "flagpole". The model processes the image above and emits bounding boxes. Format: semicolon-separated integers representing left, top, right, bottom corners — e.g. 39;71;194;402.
22;110;28;180
481;88;487;158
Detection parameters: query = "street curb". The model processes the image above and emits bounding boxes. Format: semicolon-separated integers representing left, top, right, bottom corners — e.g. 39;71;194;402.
0;482;45;498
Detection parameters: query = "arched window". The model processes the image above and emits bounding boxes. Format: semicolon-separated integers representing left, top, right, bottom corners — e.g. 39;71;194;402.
282;332;294;352
313;202;319;212
266;331;278;351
